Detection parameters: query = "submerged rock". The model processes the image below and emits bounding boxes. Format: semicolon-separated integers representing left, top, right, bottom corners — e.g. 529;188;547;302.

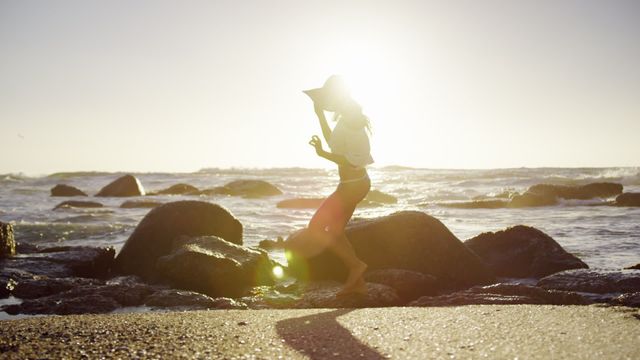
53;200;103;210
285;211;494;289
537;269;640;294
464;225;588;278
526;182;623;200
114;200;243;279
120;200;163;209
203;180;282;198
156;235;275;298
95;174;145;197
1;221;16;257
50;184;88;197
363;268;438;301
153;183;200;195
615;193;640;207
408;283;589;306
440;200;509;209
508;193;558;208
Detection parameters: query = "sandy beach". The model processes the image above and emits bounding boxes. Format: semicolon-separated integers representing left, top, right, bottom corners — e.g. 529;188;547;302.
1;305;639;359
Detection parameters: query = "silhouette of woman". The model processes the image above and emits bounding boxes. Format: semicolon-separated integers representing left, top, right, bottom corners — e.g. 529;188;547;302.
302;75;374;296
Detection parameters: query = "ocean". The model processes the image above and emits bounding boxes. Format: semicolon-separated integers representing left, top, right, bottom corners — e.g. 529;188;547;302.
1;167;639;270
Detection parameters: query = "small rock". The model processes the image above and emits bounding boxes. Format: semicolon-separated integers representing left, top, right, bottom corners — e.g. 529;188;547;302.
537;269;640;294
95;174;145;197
120;200;163;209
615;193;640;207
202;180;282;198
53;201;103;210
0;221;16;257
153;183;200;195
50;184;88;197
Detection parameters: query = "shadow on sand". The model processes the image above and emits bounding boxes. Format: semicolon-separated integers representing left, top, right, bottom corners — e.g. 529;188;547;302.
275;308;386;359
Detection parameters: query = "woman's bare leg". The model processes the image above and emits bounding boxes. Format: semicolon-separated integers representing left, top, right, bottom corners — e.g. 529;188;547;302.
327;233;368;294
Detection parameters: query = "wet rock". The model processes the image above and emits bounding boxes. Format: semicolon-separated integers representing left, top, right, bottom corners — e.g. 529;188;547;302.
609;292;640;308
145;289;247;309
440;200;509;209
154;183;200;195
285;211;494;289
95;174;145;197
1;268;37;298
537;269;640;294
276;198;324;209
114;200;243;279
50;184;88;197
625;263;640;270
1;246;115;279
53;200;103;210
508;193;558;207
11;276;104;299
120;200;163;209
409;283;589;306
156;235;275;298
464;225;588;278
615;193;640;207
1;221;16;257
202;179;282;198
364;190;397;204
363;268;438;301
1;282;159;315
258;237;284;250
526;182;623;200
293;281;401;308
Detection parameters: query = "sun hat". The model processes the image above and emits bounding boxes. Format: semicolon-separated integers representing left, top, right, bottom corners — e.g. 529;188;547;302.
302;75;350;107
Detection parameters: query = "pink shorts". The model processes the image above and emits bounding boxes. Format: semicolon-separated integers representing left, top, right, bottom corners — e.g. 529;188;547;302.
308;175;371;235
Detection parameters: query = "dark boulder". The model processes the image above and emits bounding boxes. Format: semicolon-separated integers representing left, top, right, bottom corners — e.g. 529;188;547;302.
615;193;640;207
363;268;438;301
526;182;623;200
95;174;145;197
145;289;247;309
508;193;558;207
625;263;640;270
364;190;397;204
203;179;282;198
537;269;640;294
11;276;104;299
408;283;589;306
0;246;115;279
156;235;275;298
120;200;163;209
292;281;401;308
154;183;200;195
440;200;509;209
285;211;494;289
1;221;16;257
464;225;588;278
114;200;243;279
53;200;103;210
50;184;88;197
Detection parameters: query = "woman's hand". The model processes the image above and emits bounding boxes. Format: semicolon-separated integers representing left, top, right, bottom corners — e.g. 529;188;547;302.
308;135;324;156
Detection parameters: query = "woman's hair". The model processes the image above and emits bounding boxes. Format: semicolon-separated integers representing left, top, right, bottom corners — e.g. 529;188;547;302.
332;96;372;134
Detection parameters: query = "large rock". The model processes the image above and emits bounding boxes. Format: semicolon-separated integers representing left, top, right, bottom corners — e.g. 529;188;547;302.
156;235;275;298
95;174;145;197
363;268;438;301
203;179;282;198
114;201;243;279
408;283;589;306
1;221;16;257
50;184;88;197
153;183;200;195
464;225;588;278
615;193;640;207
285;211;494;289
537;269;640;294
507;182;623;207
53;200;103;210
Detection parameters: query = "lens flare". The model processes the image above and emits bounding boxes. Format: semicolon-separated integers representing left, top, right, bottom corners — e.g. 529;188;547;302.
272;265;284;278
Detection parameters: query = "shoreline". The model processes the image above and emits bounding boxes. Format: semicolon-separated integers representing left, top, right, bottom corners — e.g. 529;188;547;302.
1;305;639;359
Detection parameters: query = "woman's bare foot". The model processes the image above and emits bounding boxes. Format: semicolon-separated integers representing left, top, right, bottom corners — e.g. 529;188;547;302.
336;276;367;297
336;261;367;294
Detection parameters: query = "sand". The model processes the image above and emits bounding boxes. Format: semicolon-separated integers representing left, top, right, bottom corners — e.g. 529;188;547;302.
1;305;639;359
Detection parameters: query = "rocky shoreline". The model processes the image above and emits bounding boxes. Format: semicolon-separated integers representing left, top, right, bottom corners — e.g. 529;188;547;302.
2;174;640;317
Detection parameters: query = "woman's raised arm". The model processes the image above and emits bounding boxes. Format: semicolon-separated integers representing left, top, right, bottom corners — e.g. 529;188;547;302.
315;103;332;143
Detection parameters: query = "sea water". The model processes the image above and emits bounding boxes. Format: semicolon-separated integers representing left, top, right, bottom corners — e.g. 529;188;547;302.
1;167;639;269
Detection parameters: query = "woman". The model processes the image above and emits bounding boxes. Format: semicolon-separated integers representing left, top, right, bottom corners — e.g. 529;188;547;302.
303;75;374;296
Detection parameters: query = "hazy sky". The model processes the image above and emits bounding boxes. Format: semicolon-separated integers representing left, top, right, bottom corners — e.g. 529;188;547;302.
1;0;639;174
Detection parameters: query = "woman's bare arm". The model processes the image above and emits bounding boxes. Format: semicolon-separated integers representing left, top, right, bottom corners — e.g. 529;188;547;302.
309;135;350;166
315;104;332;143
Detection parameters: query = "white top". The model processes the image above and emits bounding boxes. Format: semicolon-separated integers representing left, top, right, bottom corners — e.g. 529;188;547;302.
328;116;374;168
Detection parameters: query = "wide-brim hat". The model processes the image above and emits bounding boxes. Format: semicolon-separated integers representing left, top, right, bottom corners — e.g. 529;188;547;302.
302;75;350;106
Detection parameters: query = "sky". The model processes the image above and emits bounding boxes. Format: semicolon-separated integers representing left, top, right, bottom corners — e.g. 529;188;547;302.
1;0;639;175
